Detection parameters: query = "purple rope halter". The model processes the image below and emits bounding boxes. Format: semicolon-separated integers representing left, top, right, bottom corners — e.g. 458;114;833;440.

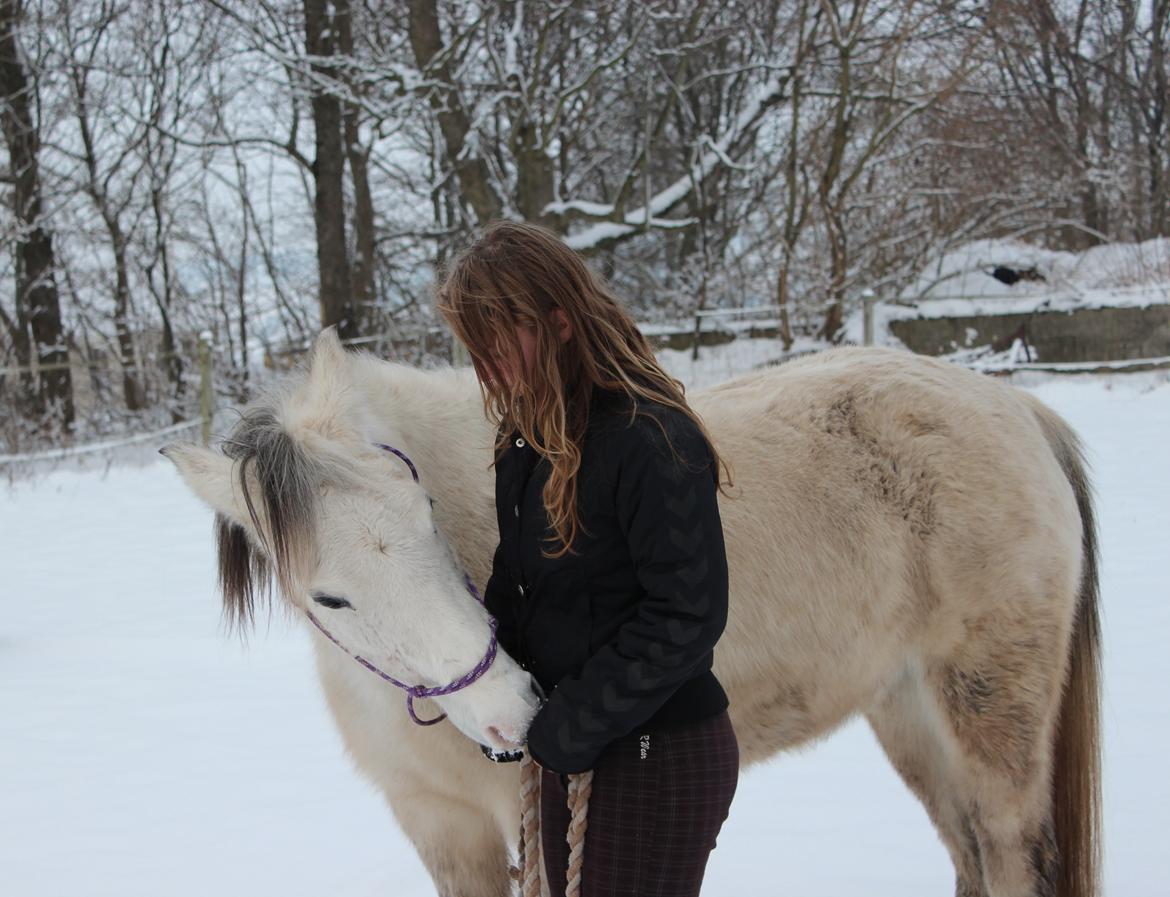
303;442;501;726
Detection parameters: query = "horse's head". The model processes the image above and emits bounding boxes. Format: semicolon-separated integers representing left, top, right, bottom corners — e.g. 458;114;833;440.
162;327;540;753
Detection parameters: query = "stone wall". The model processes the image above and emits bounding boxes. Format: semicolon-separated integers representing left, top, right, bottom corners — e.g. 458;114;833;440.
888;305;1170;362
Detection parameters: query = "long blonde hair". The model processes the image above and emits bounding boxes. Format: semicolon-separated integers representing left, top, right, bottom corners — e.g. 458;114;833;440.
436;220;731;557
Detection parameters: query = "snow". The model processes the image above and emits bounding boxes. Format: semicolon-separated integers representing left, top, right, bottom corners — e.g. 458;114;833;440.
656;336;818;391
503;1;523;77
2;344;1168;896
561;72;788;251
542;199;617;218
889;283;1168;320
891;237;1170;320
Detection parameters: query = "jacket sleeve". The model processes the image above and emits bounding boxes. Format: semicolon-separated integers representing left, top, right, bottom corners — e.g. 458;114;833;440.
524;410;729;774
483;539;524;666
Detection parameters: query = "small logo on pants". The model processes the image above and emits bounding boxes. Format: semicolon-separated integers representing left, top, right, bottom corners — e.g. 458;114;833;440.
640;733;650;759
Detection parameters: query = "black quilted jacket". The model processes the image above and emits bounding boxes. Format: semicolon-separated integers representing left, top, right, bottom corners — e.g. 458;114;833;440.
484;386;730;775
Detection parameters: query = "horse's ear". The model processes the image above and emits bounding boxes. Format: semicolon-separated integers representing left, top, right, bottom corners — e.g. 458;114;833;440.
308;325;348;381
160;443;262;540
292;325;377;445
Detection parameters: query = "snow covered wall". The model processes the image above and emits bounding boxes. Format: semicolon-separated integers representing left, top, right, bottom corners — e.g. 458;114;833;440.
885;239;1170;362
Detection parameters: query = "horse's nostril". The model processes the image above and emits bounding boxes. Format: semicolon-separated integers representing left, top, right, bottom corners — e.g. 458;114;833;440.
530;678;547;703
487;725;523;750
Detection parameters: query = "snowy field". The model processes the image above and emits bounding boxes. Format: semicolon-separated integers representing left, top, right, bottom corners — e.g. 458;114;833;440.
2;343;1168;896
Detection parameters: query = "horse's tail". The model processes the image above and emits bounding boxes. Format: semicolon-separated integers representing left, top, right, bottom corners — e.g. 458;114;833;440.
1022;392;1103;897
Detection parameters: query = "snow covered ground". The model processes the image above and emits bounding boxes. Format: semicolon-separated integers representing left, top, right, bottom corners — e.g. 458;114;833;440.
2;346;1167;896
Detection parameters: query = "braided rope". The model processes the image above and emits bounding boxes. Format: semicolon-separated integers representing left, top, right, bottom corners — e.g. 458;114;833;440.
521;754;543;897
507;756;595;897
564;769;594;896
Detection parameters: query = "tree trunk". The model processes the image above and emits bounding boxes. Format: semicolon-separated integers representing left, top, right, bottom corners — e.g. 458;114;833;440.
336;0;377;333
1148;0;1168;237
817;208;847;342
235;170;249;394
512;118;559;228
406;0;502;225
0;0;74;428
303;0;358;340
110;228;146;411
776;253;794;352
147;178;185;422
345;122;376;331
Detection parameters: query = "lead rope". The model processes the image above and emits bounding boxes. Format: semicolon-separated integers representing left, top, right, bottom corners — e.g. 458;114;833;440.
564;768;594;896
508;755;594;897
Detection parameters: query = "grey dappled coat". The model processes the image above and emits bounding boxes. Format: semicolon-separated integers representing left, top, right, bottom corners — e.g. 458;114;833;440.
485;386;730;774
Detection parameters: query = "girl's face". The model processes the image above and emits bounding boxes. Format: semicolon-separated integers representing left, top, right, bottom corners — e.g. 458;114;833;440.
481;325;537;389
479;311;569;389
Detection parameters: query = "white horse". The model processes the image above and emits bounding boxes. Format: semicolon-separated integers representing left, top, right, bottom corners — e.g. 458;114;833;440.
163;327;1100;897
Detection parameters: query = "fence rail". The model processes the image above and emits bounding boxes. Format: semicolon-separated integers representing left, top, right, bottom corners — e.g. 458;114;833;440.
0;417;201;465
693;305;782;319
976;355;1170;376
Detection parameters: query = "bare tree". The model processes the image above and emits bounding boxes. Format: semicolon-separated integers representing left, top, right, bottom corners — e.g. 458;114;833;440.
802;0;987;339
301;0;359;339
57;0;149;410
1109;0;1168;238
132;0;217;417
0;0;73;429
988;0;1169;246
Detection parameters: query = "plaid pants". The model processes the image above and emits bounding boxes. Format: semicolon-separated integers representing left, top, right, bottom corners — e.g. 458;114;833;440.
539;708;739;897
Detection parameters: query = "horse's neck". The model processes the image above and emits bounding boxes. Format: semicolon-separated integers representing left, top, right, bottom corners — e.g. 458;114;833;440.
349;354;496;519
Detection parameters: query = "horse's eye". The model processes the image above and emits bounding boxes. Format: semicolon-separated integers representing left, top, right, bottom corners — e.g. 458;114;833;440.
312;594;352;610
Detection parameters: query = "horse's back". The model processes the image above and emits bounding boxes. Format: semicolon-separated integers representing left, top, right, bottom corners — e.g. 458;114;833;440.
693;347;1083;739
694;347;1075;531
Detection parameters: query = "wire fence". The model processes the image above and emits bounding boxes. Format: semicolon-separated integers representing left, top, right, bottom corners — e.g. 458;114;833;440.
0;418;201;465
2;337;210;462
0;325;460;477
5;309;1166;478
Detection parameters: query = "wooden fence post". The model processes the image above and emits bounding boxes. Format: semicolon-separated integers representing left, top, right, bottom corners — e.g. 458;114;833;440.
451;335;469;368
862;289;877;347
199;330;214;446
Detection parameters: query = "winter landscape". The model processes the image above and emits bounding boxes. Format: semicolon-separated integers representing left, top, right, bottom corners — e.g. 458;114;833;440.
3;1;1168;895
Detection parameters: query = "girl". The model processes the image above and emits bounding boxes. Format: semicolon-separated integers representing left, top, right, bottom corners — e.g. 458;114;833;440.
436;220;738;896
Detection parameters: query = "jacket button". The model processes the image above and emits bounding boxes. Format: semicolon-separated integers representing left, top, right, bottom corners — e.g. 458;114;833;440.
514;504;520;517
518;583;525;597
515;437;526;448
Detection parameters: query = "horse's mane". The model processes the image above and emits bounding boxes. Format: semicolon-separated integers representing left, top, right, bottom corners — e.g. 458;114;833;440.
214;373;364;633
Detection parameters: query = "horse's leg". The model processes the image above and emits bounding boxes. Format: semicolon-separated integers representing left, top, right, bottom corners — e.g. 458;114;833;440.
866;662;987;897
959;775;1057;897
385;788;519;897
924;632;1064;897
